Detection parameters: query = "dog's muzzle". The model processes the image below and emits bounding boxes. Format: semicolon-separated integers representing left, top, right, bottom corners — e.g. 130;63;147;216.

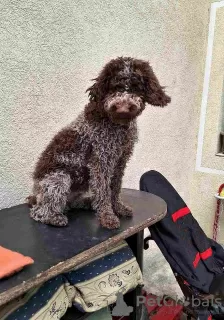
104;93;143;121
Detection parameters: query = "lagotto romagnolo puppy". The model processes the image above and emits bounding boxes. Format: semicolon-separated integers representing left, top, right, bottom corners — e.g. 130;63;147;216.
27;57;171;229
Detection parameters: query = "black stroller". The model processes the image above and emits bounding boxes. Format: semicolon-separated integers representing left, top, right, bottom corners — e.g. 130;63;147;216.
141;171;224;320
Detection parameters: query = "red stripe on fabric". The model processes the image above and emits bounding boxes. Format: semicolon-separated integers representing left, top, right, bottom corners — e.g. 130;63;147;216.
184;280;189;286
193;252;201;268
208;315;212;320
172;207;191;222
200;247;212;260
193;248;212;268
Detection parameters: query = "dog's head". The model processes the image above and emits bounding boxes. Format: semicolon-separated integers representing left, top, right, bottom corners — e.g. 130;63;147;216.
86;57;171;125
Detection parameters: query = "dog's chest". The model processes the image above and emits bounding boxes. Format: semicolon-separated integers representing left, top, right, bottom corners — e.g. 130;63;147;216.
88;121;137;156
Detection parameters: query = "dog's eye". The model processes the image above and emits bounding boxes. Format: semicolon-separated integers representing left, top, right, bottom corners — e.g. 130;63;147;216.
114;84;125;91
131;80;144;91
131;84;140;91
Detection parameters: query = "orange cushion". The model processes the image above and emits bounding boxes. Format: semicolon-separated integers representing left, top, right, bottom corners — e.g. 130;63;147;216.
0;246;34;279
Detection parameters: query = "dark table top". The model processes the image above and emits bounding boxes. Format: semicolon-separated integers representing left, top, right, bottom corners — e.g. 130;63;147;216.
0;188;166;306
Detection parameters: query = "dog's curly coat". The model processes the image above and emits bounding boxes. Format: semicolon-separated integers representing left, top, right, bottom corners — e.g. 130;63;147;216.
28;57;171;229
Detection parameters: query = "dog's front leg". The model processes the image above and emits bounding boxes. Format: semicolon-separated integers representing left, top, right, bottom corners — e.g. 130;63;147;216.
111;152;133;218
88;155;120;229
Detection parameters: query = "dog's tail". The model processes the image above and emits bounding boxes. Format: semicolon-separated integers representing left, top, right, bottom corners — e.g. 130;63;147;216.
26;195;37;208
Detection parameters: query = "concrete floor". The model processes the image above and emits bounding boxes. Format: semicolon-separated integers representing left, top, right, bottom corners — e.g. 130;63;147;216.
143;236;182;299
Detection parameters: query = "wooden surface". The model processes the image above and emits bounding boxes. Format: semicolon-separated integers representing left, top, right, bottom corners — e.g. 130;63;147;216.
0;188;167;306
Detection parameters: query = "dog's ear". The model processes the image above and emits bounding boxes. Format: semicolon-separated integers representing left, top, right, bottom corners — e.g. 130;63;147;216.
86;77;110;102
144;64;171;107
87;58;122;102
135;60;171;107
86;79;100;102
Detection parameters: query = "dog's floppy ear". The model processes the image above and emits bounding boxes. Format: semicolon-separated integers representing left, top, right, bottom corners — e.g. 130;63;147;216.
136;60;171;107
86;58;121;102
86;79;100;102
145;64;171;107
86;76;110;102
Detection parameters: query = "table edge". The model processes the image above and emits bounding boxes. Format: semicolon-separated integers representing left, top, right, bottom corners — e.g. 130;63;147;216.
0;208;166;306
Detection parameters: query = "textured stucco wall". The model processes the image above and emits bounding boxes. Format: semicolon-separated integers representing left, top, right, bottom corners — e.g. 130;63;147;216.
188;1;224;237
0;0;223;236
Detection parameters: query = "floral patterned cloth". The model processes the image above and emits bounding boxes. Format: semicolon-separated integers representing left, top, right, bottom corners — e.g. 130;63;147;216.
0;241;143;319
69;241;143;312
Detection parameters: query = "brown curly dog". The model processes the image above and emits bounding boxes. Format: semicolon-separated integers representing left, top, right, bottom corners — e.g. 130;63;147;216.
27;57;171;229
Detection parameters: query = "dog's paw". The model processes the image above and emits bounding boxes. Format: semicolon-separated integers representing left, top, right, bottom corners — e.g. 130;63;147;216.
30;208;68;227
48;214;68;227
113;202;133;218
99;213;120;229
